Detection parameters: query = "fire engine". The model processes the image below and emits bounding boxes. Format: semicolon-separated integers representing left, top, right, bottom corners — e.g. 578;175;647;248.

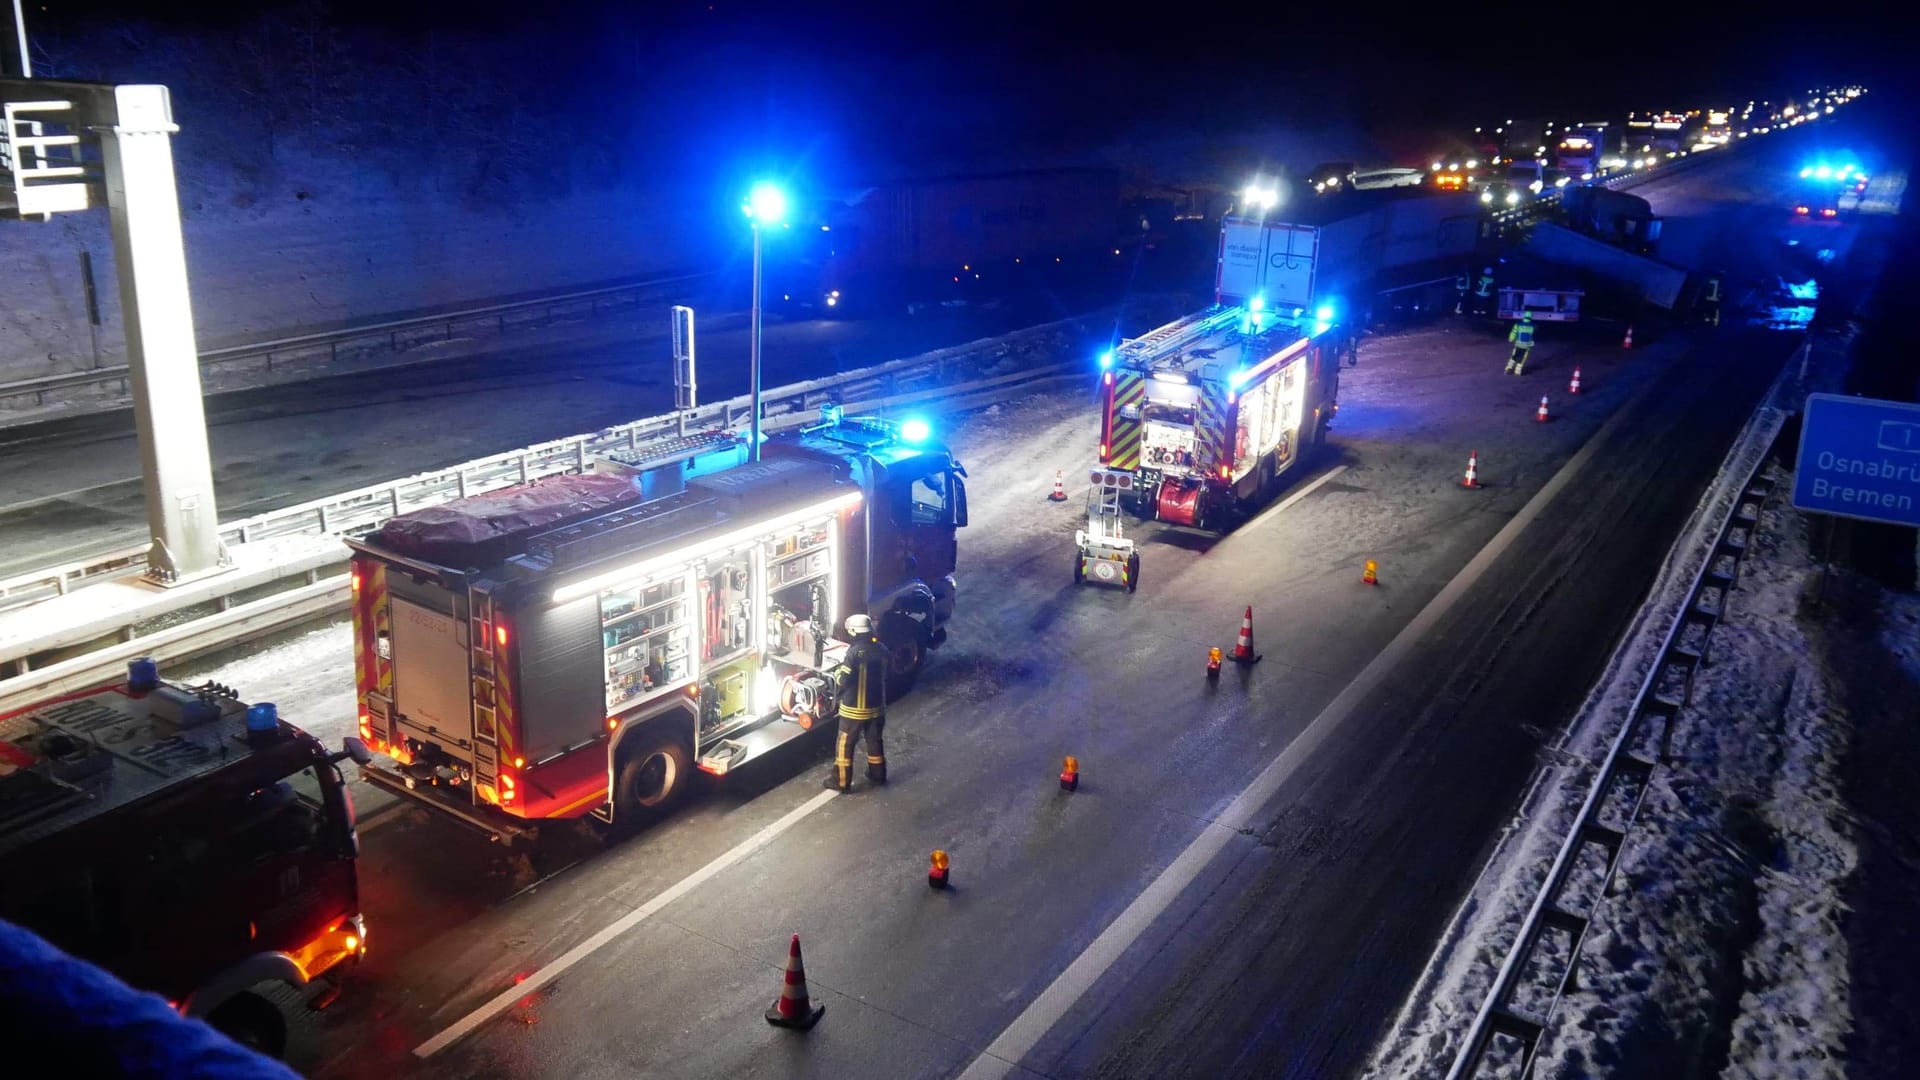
1096;214;1342;529
346;409;967;842
0;660;371;1058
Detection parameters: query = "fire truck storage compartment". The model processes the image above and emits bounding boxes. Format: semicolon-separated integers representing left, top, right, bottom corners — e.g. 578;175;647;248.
387;580;474;759
1233;353;1308;479
514;594;608;764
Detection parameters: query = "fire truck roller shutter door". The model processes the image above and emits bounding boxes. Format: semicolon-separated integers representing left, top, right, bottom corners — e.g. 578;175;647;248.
515;594;606;765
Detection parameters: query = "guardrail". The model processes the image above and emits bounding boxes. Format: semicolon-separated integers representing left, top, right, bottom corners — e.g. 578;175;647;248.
1444;375;1789;1078
0;270;718;410
0;360;1083;709
0;312;1096;617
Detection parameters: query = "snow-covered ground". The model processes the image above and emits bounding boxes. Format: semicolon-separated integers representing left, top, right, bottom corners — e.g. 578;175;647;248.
1368;327;1920;1077
0;190;717;385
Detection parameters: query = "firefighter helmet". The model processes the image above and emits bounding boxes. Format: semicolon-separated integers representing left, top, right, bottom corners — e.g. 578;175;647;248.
846;613;873;636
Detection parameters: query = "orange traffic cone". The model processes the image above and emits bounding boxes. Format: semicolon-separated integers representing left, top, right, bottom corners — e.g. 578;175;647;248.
1206;646;1223;680
766;934;826;1030
1060;755;1080;791
1622;325;1634;349
1231;606;1261;664
1047;470;1068;502
1462;450;1480;488
1363;559;1379;586
1569;367;1582;394
929;850;951;890
1535;395;1550;423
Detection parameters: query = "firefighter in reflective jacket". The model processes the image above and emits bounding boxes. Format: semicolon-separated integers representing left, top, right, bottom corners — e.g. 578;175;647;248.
1506;311;1536;374
1473;267;1496;315
825;613;887;790
1454;269;1472;314
1702;274;1723;326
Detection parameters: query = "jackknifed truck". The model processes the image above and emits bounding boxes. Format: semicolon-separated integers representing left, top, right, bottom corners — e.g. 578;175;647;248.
347;410;967;841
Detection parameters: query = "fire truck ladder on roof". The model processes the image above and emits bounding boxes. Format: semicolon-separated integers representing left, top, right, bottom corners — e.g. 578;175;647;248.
1;99;91;218
1116;305;1244;367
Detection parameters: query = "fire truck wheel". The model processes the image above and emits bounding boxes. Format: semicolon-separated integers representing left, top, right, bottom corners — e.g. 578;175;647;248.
1073;554;1085;583
1126;553;1141;592
615;735;691;823
879;612;925;699
207;991;288;1059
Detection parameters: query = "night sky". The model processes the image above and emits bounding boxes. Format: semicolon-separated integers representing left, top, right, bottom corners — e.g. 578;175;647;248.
15;0;1900;183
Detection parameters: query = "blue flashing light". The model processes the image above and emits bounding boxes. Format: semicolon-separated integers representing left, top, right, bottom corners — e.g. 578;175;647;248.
1315;303;1336;323
745;181;788;224
1230;367;1253;388
1099;349;1115;370
1249;295;1267;313
1799;167;1812;178
899;417;932;445
246;702;279;735
1814;165;1832;179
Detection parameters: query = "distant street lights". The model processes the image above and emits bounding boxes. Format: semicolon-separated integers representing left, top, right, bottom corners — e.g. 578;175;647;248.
742;181;788;462
1241;182;1281;218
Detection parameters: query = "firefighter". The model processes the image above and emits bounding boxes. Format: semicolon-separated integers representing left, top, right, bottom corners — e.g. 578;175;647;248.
825;613;888;790
1473;266;1496;316
1702;273;1723;327
1506;311;1536;374
1454;268;1471;314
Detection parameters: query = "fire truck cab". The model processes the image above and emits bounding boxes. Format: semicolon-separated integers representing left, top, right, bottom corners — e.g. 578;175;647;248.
0;661;370;1059
346;411;966;842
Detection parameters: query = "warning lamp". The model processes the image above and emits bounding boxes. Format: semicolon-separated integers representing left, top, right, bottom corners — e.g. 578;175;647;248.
607;717;620;731
495;623;509;648
928;849;951;890
1219;464;1230;480
350;572;362;594
1060;755;1080;791
513;756;525;769
1099;443;1108;459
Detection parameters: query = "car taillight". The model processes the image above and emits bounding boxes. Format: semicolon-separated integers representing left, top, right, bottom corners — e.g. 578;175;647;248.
1821;208;1837;217
1795;206;1809;215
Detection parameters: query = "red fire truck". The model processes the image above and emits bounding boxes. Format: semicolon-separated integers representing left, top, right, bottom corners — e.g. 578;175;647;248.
1096;213;1344;529
346;411;967;842
0;660;371;1058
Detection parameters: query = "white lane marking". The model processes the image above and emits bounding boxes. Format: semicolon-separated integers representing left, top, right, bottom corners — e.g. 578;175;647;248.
957;394;1636;1079
1240;464;1349;534
414;788;839;1058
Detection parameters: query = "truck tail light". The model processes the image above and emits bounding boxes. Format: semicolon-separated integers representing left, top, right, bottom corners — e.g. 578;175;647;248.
350;572;361;594
500;774;516;804
1099;443;1108;460
1219;465;1230;480
495;623;509;648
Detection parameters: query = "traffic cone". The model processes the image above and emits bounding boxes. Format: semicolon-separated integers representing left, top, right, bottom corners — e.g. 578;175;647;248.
1363;559;1379;586
1047;470;1068;502
1206;647;1223;680
1230;607;1260;664
1462;450;1480;489
1569;367;1582;394
1622;325;1634;349
1059;755;1079;792
1535;395;1550;423
765;935;825;1030
928;850;950;890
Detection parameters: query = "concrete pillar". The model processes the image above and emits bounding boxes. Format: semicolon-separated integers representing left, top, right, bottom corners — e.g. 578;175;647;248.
96;84;226;582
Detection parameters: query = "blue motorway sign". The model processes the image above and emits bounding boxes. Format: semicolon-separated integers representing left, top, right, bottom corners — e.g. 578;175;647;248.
1792;393;1920;527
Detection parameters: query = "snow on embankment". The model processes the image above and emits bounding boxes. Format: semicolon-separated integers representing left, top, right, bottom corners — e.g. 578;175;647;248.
0;189;712;385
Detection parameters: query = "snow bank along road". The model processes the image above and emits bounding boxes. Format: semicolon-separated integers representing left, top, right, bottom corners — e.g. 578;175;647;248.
159;303;1798;1080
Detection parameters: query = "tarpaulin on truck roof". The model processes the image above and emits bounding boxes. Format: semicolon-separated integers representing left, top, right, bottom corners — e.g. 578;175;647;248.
376;473;642;565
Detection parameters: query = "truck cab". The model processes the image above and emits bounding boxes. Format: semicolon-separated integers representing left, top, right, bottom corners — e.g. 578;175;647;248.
0;664;369;1059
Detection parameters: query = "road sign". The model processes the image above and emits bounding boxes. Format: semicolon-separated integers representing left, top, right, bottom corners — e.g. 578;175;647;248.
1792;392;1920;527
